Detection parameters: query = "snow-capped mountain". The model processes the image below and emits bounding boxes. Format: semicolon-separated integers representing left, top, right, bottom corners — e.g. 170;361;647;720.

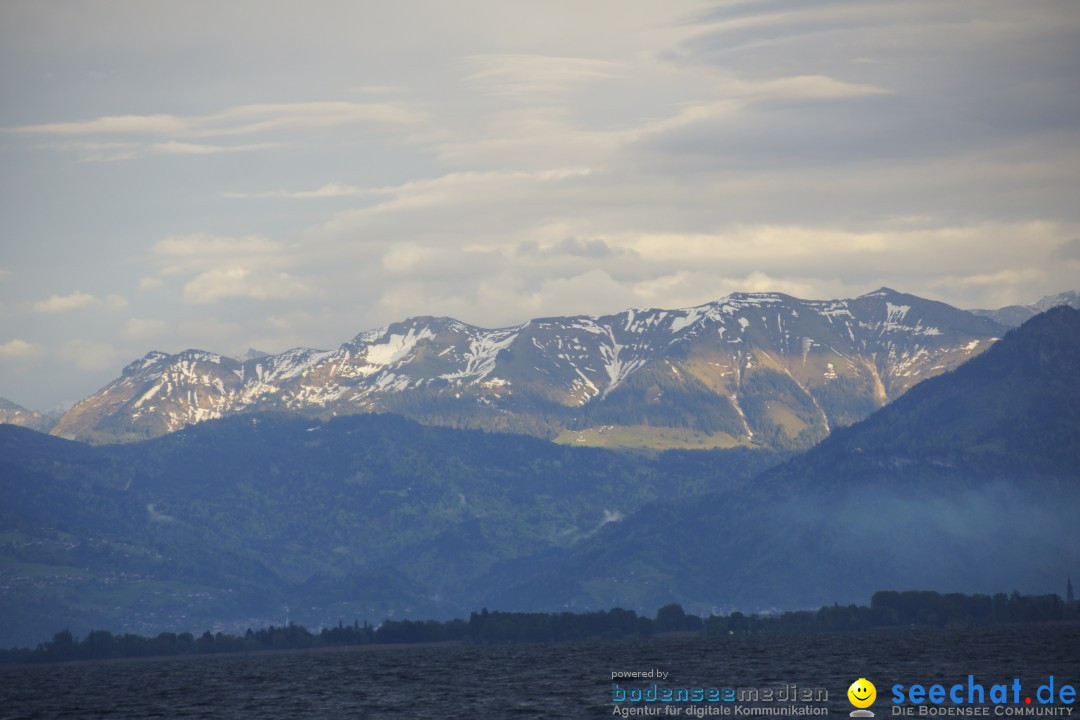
971;290;1080;326
52;288;1010;448
0;397;56;433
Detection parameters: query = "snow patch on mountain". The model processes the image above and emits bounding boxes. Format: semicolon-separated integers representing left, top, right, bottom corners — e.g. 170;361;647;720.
51;289;1024;445
366;326;435;365
442;328;520;382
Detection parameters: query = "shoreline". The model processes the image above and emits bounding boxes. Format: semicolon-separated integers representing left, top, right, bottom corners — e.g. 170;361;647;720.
4;621;1079;670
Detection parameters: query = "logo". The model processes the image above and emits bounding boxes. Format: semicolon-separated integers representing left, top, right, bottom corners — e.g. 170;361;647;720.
849;678;878;717
891;676;1077;716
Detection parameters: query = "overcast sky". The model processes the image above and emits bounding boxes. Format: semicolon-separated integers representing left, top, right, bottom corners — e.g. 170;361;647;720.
1;0;1079;411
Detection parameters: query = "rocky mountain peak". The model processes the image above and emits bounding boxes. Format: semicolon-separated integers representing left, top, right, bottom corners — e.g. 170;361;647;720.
50;289;1014;449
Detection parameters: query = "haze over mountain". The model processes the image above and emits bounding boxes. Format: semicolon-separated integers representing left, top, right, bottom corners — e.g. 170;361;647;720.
0;414;782;648
0;398;55;434
1;307;1077;647
971;290;1080;327
51;288;1010;451
483;307;1080;614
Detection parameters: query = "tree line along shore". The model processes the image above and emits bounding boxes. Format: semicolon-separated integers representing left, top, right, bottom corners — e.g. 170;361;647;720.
3;589;1075;665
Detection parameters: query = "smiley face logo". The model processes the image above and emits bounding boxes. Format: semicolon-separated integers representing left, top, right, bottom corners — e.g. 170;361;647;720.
848;678;877;709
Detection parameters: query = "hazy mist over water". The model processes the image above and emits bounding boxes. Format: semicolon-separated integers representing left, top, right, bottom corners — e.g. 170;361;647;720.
3;627;1077;719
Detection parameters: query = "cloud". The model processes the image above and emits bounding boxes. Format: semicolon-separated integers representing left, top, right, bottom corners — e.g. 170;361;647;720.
148;141;282;156
152;234;287;278
10;101;425;161
153;233;282;258
517;237;632;258
315;168;595;238
236;168;595;207
223;182;379;200
334;219;1079;330
41;139;281;162
10;101;425;138
636;73;888;136
429;68;887;173
18;114;189;136
123;318;166;341
57;339;120;372
181;267;313;304
0;338;44;360
32;291;95;313
202;102;425;136
1052;238;1080;262
381;243;428;273
145;233;316;306
2;0;1078;410
30;290;126;313
462;54;624;99
722;74;889;105
176;317;246;352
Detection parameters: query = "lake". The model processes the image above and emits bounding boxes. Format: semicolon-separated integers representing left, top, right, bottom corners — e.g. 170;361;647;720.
2;625;1077;719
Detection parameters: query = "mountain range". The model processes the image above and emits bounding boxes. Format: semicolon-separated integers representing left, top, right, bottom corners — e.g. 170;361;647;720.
45;287;1040;450
482;306;1080;614
0;414;783;647
971;290;1080;327
1;305;1077;647
0;398;54;434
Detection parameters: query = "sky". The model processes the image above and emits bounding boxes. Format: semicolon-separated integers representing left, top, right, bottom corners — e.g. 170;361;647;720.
1;0;1079;412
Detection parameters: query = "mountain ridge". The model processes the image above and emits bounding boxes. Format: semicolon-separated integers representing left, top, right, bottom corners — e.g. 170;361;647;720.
970;290;1080;327
51;288;1011;448
3;307;1077;645
480;307;1080;614
0;412;784;647
0;398;56;434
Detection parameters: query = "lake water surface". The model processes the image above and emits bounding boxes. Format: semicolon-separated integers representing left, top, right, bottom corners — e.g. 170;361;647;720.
2;625;1077;719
